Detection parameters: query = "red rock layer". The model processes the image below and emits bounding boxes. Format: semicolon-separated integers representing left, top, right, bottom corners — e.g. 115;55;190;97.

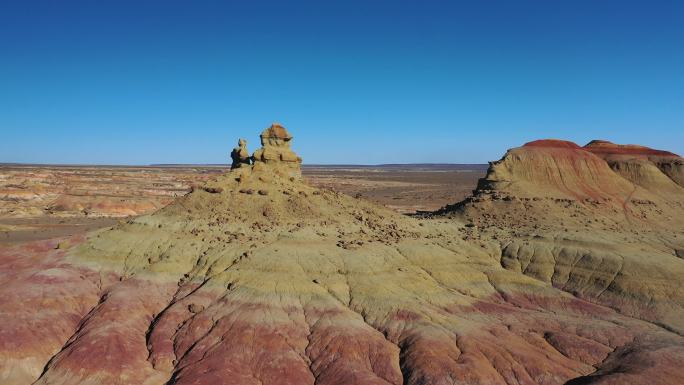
584;140;679;157
523;139;583;150
583;140;684;191
2;235;684;385
476;142;635;201
0;236;107;384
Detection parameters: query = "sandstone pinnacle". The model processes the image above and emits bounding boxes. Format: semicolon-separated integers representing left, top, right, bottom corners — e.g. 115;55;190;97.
251;123;302;166
230;138;251;169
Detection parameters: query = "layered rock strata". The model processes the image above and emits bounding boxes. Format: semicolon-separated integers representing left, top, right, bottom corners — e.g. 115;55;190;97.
1;133;683;385
584;140;684;191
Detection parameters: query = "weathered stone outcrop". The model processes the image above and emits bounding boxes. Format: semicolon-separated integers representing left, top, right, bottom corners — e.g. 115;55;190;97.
584;140;684;190
230;138;251;169
439;137;684;349
473;139;635;201
584;139;679;157
230;123;303;179
252;123;302;166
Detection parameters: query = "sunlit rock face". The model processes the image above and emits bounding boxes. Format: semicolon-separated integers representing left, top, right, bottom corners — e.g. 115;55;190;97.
230;138;251;169
252;123;301;162
474;139;636;201
247;123;303;180
438;138;684;384
1;132;684;385
584;139;684;191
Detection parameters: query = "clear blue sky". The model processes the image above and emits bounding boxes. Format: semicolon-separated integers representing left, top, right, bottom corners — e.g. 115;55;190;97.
1;0;682;164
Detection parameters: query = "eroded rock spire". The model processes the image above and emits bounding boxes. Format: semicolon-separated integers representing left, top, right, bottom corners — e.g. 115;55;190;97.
230;138;251;169
229;123;302;180
252;123;302;166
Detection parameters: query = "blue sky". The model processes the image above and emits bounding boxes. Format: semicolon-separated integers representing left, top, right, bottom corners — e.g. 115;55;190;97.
1;0;682;164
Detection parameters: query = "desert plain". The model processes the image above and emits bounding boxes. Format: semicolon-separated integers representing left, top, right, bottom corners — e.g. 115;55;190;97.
0;163;485;244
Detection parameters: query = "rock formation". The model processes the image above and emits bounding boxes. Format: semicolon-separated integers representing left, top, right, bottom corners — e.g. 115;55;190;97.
474;139;636;201
252;123;302;166
1;131;684;385
438;138;684;383
230;138;251;169
584;140;684;190
583;139;679;157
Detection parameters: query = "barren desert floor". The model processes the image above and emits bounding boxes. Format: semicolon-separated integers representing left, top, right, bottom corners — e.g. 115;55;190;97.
0;164;486;244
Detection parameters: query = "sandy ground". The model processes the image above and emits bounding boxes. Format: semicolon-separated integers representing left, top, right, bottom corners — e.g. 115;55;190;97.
304;164;487;214
0;164;486;244
0;217;119;245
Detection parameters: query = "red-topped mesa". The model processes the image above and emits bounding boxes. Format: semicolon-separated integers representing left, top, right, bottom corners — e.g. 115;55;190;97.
523;139;583;149
584;139;679;157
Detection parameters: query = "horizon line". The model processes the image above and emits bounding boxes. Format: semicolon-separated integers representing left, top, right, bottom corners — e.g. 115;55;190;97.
0;162;490;168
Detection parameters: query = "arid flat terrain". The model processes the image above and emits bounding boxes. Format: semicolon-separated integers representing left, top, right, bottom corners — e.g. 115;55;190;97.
0;163;485;244
304;164;487;213
0;165;220;244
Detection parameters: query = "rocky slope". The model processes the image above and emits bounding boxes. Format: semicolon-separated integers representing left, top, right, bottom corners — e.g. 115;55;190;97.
584;140;684;192
439;138;684;383
1;130;683;385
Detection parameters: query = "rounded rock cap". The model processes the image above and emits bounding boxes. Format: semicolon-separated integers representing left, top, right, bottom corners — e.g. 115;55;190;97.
260;123;293;141
522;139;582;149
584;140;679;157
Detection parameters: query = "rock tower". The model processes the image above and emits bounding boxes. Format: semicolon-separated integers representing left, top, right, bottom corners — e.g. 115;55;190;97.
230;138;251;169
252;123;302;165
230;123;302;179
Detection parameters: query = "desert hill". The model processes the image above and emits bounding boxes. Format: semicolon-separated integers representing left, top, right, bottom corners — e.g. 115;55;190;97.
438;138;684;383
1;128;684;385
473;139;636;201
584;140;684;191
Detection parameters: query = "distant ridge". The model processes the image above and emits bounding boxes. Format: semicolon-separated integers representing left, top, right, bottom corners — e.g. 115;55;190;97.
2;162;488;170
303;163;489;170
